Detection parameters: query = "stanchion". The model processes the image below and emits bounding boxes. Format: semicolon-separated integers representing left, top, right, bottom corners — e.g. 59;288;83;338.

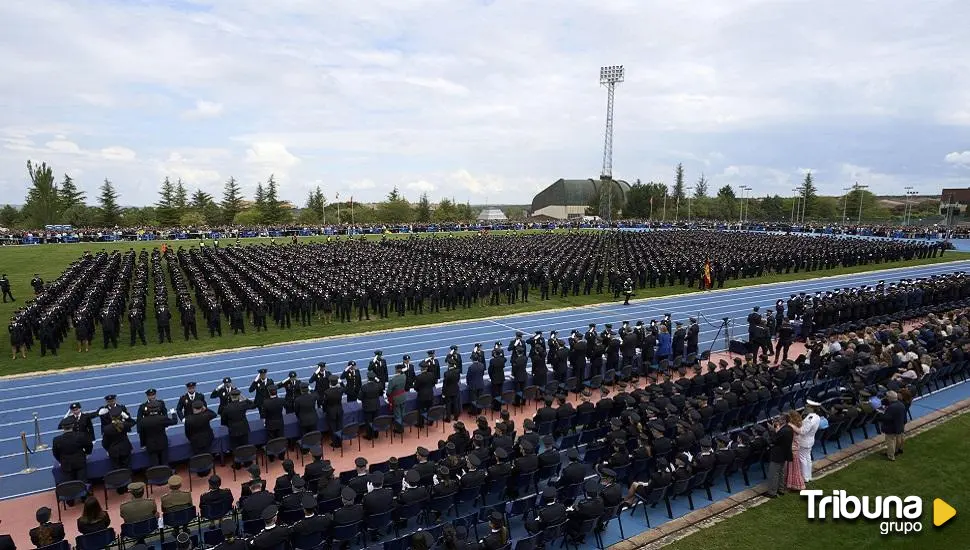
33;412;48;451
20;432;36;473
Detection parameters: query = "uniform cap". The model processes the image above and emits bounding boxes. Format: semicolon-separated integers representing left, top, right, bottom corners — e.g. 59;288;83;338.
230;388;241;396
288;371;298;378
104;394;117;401
340;487;356;501
291;476;305;489
405;470;421;485
494;447;509;460
542;487;557;500
261;505;279;521
192;399;205;409
301;494;317;510
145;389;156;395
583;479;601;496
70;402;82;410
185;382;197;388
58;417;75;430
221;519;237;536
354;457;368;468
222;377;232;384
375;350;382;355
258;368;268;374
567;448;580;460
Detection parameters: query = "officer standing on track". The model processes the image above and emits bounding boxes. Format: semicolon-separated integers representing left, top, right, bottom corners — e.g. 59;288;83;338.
249;368;275;418
210;377;235;416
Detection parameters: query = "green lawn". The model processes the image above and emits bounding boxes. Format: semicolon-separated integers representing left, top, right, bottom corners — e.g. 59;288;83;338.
1;233;967;376
664;412;970;550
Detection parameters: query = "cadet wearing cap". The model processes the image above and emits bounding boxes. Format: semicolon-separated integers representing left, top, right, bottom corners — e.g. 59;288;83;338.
340;361;362;403
210;377;235;415
368;350;389;387
279;371;301;414
333;487;364;526
53;414;92;482
250;505;291;550
63;401;97;442
480;510;509;550
525;486;567;535
249;368;275;418
176;381;206;421
97;394;129;426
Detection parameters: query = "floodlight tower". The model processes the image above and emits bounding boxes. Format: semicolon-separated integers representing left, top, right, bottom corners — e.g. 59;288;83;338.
599;65;624;222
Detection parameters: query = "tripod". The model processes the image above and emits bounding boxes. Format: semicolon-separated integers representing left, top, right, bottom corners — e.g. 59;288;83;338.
706;316;732;358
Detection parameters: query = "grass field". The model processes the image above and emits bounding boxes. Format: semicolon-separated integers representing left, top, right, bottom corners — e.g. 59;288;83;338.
665;412;970;550
1;231;967;375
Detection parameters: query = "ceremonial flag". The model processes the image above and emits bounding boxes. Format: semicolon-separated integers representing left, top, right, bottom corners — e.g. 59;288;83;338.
703;259;712;289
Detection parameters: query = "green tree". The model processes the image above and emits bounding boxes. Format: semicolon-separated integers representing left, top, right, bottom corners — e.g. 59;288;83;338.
156;177;177;225
694;174;708;198
455;202;475;221
311;186;326;222
416;192;432;222
261;175;288;224
173;179;188;212
180;211;206;226
813;196;839;221
377;186;413;223
712;184;737;220
253;182;266;222
433;198;460;222
220;177;244;225
190;189;214;210
233;209;261;226
0;204;21;227
121;206;158;227
59;174;86;211
98;178;122;226
843;187;889;222
62;205;97;227
503;206;527;220
760;194;786;220
23;160;60;227
672;163;686;201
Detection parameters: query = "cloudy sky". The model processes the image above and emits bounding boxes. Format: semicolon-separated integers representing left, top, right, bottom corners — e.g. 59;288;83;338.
1;0;969;207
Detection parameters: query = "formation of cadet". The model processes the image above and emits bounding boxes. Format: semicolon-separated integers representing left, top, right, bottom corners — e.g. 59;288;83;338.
6;232;948;359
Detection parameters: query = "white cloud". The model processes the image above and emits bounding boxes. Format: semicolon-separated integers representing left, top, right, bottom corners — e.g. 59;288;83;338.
0;0;968;205
182;99;224;119
404;179;435;193
101;146;136;161
944;151;970;167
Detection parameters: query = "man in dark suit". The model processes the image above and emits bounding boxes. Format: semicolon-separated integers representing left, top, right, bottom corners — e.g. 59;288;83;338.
52;417;92;482
184;399;217;455
303;449;326;492
199;475;233;514
442;361;461;421
294;383;320;437
29;507;65;548
414;362;436;428
250;506;291;550
221;389;257;452
525;487;567;535
765;416;794;498
323;377;345;448
360;373;382;439
241;479;276;521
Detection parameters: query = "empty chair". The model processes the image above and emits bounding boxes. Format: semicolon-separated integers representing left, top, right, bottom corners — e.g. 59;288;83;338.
371;415;395;445
299;431;323;465
187;454;214;491
144;465;173;495
263;437;289;468
55;480;89;521
102;468;132;509
75;528;117;550
231;445;259;479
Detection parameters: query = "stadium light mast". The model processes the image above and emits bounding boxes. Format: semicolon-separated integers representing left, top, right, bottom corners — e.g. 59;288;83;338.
686;186;694;224
854;182;869;224
599;65;624;222
842;186;853;224
903;186;914;225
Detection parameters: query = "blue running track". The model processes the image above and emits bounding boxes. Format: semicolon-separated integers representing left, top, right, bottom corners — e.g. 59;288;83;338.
1;260;969;500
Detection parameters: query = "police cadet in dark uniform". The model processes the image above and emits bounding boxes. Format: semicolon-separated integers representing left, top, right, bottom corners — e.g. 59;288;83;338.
368;350;389;389
277;371;301;414
137;399;176;466
63;402;97;443
30;273;44;295
156;304;172;343
422;350;441;383
0;274;14;302
128;305;146;346
180;300;198;340
340;361;362;403
175;381;206;421
209;377;235;416
293;383;320;437
184;399;217;455
686;317;700;357
446;344;463;374
509;332;528;405
488;343;507;410
249;368;274;418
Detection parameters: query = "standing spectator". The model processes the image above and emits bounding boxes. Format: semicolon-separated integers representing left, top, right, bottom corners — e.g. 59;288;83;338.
764;416;794;498
881;390;907;460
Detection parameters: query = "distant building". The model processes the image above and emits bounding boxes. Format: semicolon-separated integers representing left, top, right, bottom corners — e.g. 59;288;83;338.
940;188;968;216
477;207;508;221
530;178;631;220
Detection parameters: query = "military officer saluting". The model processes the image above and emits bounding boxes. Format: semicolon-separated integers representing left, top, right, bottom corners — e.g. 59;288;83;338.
340;361;362;402
277;371;301;414
367;350;389;388
210;377;235;416
249;368;275;418
446;345;463;374
422;350;442;383
97;394;130;428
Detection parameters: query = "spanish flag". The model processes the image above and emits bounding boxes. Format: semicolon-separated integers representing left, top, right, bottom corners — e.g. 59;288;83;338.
703;259;712;289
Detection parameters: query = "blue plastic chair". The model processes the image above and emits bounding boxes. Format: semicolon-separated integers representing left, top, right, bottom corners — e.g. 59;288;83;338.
75;528;117;550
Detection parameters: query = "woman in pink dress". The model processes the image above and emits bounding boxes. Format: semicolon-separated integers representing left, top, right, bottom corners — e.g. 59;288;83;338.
785;410;806;490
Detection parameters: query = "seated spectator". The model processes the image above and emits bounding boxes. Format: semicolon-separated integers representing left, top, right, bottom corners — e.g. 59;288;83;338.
120;482;158;525
199;475;233;514
77;496;111;534
29;507;65;548
161;475;193;514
